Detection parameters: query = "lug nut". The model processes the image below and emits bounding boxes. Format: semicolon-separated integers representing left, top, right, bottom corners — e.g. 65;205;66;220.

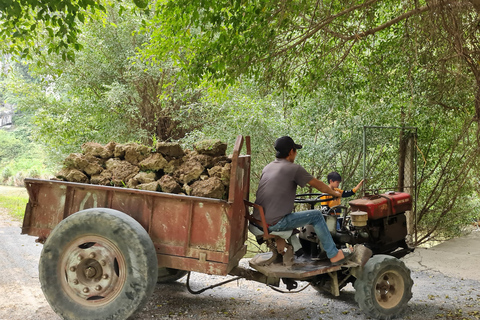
102;274;109;279
101;260;106;266
83;287;89;293
78;255;83;261
73;279;79;285
95;285;102;291
89;252;96;259
70;266;76;272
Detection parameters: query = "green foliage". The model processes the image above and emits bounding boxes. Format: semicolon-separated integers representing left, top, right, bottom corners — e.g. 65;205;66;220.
3;2;201;156
0;128;53;186
0;129;23;162
145;1;436;90
0;0;105;61
0;194;28;220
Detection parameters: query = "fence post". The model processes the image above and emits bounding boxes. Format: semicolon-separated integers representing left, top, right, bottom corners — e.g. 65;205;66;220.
404;132;415;246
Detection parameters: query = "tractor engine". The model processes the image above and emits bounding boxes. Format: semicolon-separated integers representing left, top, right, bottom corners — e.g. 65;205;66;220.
299;191;414;259
344;191;413;258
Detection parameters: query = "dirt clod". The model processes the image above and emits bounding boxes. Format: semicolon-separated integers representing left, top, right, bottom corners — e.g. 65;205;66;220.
82;142;115;159
133;172;157;184
175;159;205;185
156;141;185;157
159;175;182;194
138;153;168;171
90;170;112;185
105;158;139;186
193;139;227;156
208;163;232;186
136;181;160;192
191;177;225;199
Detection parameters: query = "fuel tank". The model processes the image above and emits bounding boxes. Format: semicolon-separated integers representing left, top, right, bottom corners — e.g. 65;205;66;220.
349;191;412;220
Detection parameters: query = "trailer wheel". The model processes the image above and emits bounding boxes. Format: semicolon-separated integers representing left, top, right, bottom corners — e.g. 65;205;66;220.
39;208;158;320
157;268;188;283
354;255;413;320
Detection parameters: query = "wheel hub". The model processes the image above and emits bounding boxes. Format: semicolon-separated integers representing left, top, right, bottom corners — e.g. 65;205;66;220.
375;270;405;309
60;236;126;306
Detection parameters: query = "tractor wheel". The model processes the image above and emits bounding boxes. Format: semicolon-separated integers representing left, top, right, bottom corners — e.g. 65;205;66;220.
157;268;188;283
354;255;413;320
39;208;158;320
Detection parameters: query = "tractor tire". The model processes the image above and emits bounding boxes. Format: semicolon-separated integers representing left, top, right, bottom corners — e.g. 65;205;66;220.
157;267;188;283
354;255;413;320
39;208;158;320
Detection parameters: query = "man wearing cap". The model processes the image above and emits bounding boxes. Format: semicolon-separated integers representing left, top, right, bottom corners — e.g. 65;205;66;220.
253;136;351;265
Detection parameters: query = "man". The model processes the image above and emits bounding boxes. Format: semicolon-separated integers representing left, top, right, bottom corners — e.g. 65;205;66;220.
253;136;352;265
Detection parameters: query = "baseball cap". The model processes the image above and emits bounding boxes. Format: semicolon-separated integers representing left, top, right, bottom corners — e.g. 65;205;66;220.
274;136;303;153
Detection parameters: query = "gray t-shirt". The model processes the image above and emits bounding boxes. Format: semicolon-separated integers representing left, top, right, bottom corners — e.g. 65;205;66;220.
253;158;314;225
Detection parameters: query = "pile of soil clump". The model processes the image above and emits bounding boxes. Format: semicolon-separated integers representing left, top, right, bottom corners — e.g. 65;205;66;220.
53;140;232;200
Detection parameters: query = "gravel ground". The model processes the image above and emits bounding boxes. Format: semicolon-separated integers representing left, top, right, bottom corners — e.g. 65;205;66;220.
132;260;480;320
1;204;479;320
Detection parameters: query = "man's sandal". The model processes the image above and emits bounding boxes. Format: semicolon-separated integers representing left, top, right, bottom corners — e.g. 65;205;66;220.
331;248;354;266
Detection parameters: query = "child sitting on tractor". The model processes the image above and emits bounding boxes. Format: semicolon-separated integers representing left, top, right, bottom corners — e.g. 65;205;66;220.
321;172;364;230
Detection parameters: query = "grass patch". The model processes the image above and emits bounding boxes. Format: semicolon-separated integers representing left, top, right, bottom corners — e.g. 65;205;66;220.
0;194;28;220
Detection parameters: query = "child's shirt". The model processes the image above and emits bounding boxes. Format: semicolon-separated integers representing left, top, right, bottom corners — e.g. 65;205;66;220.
321;187;358;215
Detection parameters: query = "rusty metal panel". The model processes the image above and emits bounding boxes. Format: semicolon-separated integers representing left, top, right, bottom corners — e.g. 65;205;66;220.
109;191;152;231
64;187;109;215
22;180;67;239
226;155;250;264
150;197;194;255
159;254;229;275
189;201;229;253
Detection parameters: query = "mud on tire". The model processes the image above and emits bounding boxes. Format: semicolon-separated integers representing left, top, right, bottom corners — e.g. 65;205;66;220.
39;208;158;320
354;254;413;320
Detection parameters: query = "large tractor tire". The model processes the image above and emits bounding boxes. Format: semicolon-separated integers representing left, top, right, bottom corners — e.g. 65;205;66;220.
157;267;188;283
39;208;158;320
354;254;413;320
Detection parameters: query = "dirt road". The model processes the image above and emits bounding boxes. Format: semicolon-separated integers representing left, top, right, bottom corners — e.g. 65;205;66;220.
1;208;479;320
0;209;58;320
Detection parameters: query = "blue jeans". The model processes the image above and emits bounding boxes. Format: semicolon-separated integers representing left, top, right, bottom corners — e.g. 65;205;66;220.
268;210;339;259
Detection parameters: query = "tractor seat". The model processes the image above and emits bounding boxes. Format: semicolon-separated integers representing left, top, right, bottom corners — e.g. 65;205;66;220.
247;222;302;253
244;201;302;266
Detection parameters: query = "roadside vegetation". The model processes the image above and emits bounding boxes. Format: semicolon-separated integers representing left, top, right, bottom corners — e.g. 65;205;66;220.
0;126;55;186
1;0;479;245
0;194;28;220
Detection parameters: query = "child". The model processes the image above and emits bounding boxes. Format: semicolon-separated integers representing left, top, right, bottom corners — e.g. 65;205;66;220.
321;172;364;229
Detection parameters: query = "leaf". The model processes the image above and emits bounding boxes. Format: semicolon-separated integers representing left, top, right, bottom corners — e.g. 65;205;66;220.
78;13;85;23
46;27;54;37
66;51;75;62
133;0;148;9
